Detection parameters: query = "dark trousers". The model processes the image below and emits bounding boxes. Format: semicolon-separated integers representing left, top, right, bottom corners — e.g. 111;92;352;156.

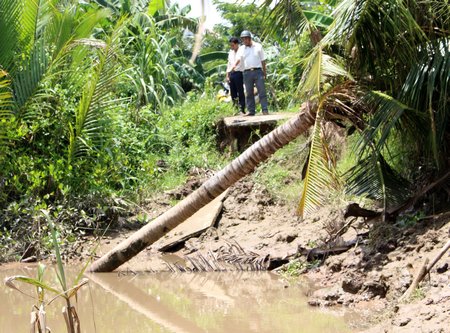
243;68;268;115
229;71;245;112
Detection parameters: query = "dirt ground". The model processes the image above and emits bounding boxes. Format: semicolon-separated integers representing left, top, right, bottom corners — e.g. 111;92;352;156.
80;174;449;333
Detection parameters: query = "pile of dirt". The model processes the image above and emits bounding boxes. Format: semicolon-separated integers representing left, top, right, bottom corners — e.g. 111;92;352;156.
88;174;449;332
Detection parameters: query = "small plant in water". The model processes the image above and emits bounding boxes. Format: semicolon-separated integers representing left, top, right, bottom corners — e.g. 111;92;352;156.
283;259;305;277
280;258;322;279
4;210;89;333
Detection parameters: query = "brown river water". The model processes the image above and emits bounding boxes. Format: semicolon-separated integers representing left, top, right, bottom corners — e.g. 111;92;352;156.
0;264;360;332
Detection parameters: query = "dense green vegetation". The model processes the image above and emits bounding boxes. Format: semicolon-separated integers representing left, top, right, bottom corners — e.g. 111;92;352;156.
0;0;449;261
0;0;237;259
261;0;449;216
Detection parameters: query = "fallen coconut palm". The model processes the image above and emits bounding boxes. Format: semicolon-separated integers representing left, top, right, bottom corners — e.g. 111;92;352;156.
89;104;316;272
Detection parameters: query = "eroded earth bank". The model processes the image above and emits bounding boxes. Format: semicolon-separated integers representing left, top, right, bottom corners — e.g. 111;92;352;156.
79;172;450;333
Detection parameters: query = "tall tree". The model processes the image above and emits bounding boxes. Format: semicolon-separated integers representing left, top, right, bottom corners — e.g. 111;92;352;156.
213;0;269;38
262;0;449;215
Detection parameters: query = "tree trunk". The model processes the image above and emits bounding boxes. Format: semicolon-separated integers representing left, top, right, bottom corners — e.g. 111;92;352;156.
88;106;316;272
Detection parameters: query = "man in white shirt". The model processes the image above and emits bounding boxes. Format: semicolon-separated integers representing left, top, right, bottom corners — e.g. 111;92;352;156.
231;30;268;116
226;37;245;114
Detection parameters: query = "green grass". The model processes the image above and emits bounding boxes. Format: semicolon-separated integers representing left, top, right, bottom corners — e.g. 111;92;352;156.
410;287;426;301
252;135;308;205
138;97;235;196
280;258;321;278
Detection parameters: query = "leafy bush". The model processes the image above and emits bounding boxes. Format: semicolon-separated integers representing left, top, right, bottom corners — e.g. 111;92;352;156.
0;91;234;261
152;95;234;174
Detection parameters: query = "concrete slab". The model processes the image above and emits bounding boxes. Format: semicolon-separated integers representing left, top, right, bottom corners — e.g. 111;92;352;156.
223;112;296;128
156;190;228;251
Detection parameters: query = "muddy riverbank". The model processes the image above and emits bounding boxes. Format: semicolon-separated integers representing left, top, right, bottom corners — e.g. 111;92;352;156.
81;173;449;332
4;173;449;332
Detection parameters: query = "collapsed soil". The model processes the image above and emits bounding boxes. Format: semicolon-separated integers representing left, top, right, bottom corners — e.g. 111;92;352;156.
83;174;449;332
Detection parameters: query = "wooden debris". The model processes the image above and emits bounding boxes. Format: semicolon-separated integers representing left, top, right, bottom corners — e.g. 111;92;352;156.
344;203;380;219
157;191;228;252
400;239;450;301
298;238;360;262
223;113;296;128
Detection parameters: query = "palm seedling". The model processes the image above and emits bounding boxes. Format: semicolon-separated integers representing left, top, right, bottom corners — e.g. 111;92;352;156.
4;211;89;333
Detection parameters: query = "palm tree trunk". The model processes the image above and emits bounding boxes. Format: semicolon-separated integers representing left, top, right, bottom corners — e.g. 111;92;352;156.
88;105;316;272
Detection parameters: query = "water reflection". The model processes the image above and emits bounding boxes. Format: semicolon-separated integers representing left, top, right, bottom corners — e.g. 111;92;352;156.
0;264;353;333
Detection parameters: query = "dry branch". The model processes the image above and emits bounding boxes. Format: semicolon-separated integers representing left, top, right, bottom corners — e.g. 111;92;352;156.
343;203;380;219
390;171;450;217
400;239;450;301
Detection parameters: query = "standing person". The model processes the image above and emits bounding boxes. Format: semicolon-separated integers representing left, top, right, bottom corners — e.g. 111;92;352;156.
231;30;268;116
226;37;245;114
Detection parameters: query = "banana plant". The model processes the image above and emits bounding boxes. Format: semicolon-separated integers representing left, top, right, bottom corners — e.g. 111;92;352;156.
124;13;184;109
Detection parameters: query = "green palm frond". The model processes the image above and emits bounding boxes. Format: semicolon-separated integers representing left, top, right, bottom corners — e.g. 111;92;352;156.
298;45;351;99
415;0;450;37
46;4;111;60
20;0;52;52
345;153;410;206
12;40;48;113
298;107;338;217
357;91;425;156
68;22;126;163
262;0;333;41
0;0;51;72
325;0;426;83
2;0;110;120
400;38;450;169
0;70;12;110
0;0;22;69
0;70;13;144
434;0;450;28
